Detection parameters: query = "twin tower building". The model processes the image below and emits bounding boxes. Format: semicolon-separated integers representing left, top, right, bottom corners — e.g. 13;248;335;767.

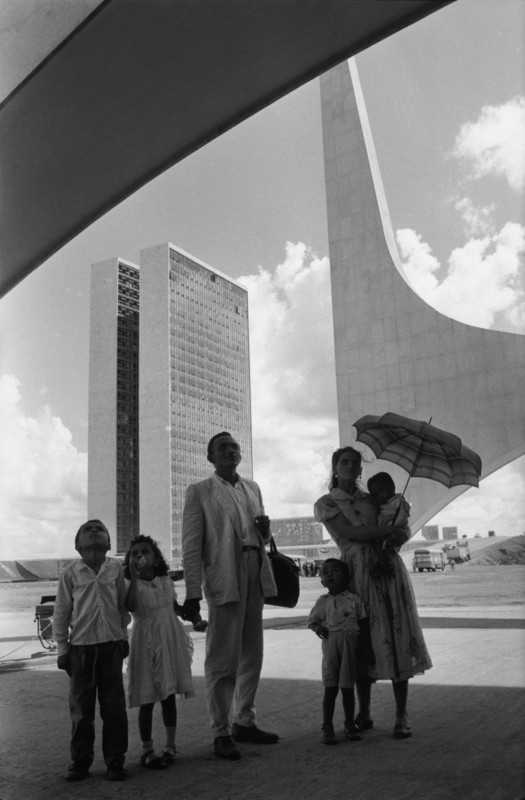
88;243;252;564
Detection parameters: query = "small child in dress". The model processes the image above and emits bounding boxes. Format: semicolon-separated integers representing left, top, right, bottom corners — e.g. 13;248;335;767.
124;535;195;769
367;472;411;577
53;520;130;783
308;559;372;745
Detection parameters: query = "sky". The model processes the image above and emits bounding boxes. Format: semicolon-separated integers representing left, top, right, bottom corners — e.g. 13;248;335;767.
0;0;524;559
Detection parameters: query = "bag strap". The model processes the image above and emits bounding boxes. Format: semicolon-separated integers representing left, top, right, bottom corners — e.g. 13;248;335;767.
269;535;278;555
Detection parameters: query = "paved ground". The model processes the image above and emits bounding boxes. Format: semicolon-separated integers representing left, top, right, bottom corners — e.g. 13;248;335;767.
1;603;524;800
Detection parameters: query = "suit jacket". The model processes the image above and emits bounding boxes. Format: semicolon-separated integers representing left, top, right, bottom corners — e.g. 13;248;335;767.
182;474;278;606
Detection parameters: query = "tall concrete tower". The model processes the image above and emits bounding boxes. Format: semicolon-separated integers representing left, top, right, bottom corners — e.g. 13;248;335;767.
139;243;252;562
88;258;140;553
88;244;252;561
320;59;525;530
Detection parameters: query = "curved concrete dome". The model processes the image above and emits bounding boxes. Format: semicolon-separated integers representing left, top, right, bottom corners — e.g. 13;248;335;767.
0;0;452;297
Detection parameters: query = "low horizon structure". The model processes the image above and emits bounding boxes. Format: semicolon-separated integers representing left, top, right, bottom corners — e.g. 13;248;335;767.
320;59;525;531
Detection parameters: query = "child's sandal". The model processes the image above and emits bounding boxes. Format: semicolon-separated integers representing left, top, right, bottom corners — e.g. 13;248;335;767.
140;750;166;769
161;746;176;765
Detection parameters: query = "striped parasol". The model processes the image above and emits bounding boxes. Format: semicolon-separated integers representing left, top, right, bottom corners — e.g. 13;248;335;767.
353;412;482;491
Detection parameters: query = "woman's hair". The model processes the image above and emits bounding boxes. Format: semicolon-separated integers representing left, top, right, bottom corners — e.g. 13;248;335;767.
123;534;170;579
328;446;362;491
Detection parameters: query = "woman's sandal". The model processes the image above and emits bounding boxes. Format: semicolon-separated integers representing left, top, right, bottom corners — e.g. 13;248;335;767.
393;724;412;739
161;746;177;766
354;712;374;731
140;750;167;769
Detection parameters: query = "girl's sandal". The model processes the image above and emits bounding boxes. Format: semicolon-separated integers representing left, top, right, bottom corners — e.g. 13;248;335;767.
140;750;166;769
161;747;177;765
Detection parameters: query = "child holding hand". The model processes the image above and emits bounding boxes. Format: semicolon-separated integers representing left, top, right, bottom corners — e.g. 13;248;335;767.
308;558;372;745
124;535;194;769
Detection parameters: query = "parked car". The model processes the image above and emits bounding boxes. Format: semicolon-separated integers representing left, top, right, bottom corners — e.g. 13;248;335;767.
412;549;447;572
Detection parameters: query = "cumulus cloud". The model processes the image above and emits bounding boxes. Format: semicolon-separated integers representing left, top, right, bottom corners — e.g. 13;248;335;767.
428;456;525;539
238;242;339;517
397;221;525;330
0;374;87;559
453;96;525;191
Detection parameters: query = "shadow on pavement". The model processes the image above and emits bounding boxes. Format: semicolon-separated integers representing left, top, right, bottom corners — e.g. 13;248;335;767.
0;671;523;800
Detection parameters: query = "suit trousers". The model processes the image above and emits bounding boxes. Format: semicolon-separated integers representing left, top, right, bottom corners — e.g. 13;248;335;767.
205;549;264;737
69;641;128;769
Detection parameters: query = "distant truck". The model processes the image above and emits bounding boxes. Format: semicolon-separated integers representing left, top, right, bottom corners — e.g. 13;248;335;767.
442;540;471;563
412;549;447;572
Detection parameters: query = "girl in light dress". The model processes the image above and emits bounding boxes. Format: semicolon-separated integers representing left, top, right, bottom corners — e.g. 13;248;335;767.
124;535;194;769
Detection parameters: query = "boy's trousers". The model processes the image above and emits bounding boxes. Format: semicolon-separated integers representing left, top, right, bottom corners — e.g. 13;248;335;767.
69;641;128;769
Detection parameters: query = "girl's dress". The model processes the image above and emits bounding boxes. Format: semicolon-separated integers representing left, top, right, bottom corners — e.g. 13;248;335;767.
314;487;432;682
127;575;195;707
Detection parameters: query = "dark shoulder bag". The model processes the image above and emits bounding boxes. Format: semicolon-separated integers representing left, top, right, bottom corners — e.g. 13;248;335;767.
265;536;300;608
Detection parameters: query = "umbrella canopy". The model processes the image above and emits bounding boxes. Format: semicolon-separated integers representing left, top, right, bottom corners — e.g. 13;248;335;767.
353;412;482;489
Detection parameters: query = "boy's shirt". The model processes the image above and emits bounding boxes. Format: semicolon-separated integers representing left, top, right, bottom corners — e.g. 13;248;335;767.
308;589;367;634
53;557;130;656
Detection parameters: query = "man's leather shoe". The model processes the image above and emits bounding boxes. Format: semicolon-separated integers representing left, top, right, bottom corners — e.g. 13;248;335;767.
231;723;279;744
214;736;242;760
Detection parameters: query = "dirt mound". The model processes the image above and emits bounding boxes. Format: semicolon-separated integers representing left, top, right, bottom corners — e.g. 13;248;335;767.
465;535;525;566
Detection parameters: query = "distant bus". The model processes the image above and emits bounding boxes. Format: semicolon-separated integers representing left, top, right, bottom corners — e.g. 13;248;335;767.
412;549;447;572
442;540;470;563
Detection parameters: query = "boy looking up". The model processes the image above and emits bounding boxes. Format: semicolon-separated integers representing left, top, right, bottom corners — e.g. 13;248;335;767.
53;519;130;782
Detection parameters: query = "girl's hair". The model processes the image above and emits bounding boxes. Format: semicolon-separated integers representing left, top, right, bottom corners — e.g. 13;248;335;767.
328;446;362;491
123;535;170;579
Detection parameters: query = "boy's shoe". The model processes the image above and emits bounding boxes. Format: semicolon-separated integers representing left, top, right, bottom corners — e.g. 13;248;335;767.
65;764;89;782
106;760;127;781
344;723;362;742
231;723;279;744
214;736;242;760
321;724;337;745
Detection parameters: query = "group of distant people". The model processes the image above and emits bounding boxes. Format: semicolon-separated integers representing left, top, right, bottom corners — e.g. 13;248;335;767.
53;433;431;782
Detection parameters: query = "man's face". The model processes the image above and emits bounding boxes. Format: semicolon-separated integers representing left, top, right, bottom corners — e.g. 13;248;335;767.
209;435;242;470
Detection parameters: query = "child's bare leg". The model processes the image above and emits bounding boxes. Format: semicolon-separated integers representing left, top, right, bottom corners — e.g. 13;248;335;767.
160;695;177;763
355;676;373;727
322;686;338;727
341;688;355;728
138;704;165;768
341;687;361;741
138;703;154;743
392;679;409;726
321;687;338;744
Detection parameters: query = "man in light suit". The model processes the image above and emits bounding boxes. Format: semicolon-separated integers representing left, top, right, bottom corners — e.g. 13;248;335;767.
182;431;279;760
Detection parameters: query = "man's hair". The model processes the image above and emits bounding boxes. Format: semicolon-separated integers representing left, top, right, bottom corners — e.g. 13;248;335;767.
207;431;233;459
367;472;396;496
75;519;111;549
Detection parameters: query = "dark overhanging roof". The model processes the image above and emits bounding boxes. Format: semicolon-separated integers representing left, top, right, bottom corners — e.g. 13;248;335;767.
0;0;454;298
